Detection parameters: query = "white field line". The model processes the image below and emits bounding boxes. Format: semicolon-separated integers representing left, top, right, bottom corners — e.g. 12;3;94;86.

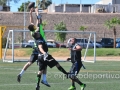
0;67;120;73
0;81;119;86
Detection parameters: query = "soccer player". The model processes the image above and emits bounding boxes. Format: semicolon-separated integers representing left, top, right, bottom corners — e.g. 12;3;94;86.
17;43;50;87
67;38;86;90
17;2;50;87
28;7;69;90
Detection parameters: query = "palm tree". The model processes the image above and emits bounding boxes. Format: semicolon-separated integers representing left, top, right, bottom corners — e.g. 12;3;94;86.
38;0;52;10
104;17;120;48
18;1;30;12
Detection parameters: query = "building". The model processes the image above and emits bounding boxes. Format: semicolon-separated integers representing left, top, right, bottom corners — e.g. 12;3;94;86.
0;5;10;11
47;0;120;13
93;0;120;13
96;0;120;4
48;4;92;13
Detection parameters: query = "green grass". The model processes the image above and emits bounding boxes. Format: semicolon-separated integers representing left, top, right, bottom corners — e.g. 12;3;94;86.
0;60;120;90
2;48;120;57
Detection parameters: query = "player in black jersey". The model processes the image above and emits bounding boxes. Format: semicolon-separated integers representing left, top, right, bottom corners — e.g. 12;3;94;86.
17;3;50;87
28;7;68;90
67;38;86;90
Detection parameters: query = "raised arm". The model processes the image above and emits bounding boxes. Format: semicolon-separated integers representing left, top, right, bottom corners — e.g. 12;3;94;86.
35;8;42;27
30;8;34;24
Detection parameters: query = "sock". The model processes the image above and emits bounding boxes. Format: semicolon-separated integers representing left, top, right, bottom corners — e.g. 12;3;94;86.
42;74;47;81
57;66;67;74
36;74;41;87
19;69;25;76
72;80;75;87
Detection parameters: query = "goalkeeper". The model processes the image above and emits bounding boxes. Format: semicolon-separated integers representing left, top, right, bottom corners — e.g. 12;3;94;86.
67;38;86;90
28;6;69;90
17;2;50;87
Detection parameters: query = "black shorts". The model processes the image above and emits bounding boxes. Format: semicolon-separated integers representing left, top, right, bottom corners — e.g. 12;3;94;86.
29;54;38;63
29;54;48;71
38;54;58;68
29;48;38;63
69;61;82;75
38;60;47;71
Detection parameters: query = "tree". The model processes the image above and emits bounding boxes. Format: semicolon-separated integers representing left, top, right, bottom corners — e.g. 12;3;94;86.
79;26;87;32
0;0;19;6
79;26;87;48
104;17;120;48
42;20;47;29
39;0;52;10
18;1;30;12
54;21;67;44
0;0;7;5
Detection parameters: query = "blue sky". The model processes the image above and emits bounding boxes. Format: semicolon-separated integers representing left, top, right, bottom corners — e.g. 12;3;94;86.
10;0;100;12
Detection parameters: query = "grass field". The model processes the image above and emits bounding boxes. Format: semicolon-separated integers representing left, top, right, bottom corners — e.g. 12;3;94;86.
2;48;120;57
0;60;120;90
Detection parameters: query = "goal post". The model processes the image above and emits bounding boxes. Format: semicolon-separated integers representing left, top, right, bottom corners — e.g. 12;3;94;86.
3;30;30;63
83;32;96;63
45;30;96;63
3;30;96;63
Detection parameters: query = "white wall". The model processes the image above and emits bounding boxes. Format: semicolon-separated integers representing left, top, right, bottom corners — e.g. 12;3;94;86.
102;0;112;4
112;0;120;4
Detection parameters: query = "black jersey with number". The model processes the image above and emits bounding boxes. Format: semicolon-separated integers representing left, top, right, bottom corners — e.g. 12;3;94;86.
31;28;48;53
31;30;41;40
35;38;48;54
71;43;82;63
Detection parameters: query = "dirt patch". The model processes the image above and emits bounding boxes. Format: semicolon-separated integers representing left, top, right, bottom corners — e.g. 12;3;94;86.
2;56;120;61
4;50;27;57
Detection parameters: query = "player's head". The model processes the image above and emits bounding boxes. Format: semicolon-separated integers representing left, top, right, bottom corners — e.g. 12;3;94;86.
70;38;76;44
67;38;76;48
28;24;36;31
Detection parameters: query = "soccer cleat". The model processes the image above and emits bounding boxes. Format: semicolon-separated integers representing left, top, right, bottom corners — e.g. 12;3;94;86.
68;86;76;90
80;84;86;90
17;74;21;83
41;80;51;87
36;86;40;90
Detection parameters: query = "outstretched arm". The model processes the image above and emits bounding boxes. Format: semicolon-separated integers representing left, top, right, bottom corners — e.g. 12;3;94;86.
30;8;34;24
35;8;42;27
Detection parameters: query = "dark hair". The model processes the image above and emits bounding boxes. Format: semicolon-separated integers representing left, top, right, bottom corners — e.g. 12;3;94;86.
74;38;77;41
28;24;34;31
73;38;77;43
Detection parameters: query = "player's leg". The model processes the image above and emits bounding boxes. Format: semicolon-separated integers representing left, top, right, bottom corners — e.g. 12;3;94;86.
36;70;44;90
36;61;47;90
17;54;37;82
68;63;76;90
68;62;86;90
40;62;50;87
46;55;68;75
56;63;68;75
69;75;86;90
